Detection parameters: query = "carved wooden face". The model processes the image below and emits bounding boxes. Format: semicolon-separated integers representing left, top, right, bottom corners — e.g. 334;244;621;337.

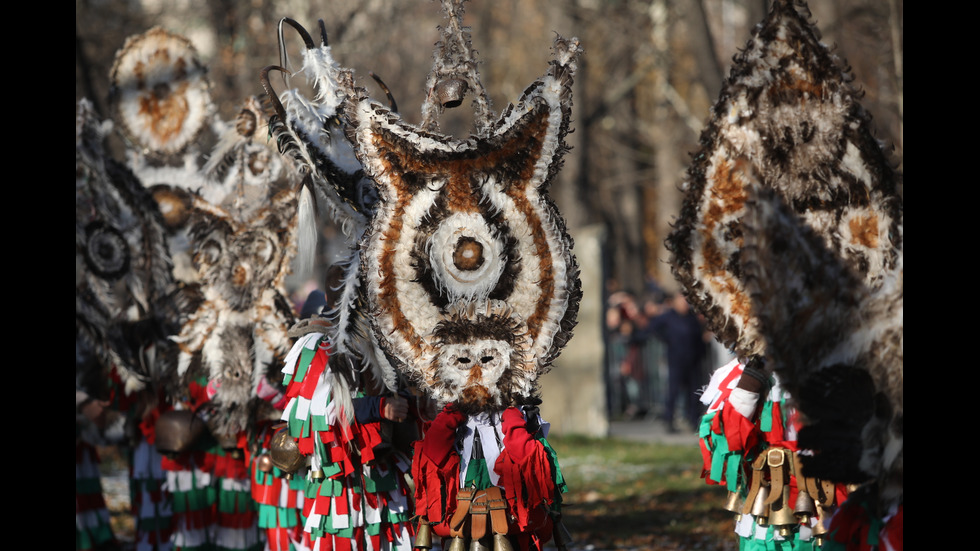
345;38;583;412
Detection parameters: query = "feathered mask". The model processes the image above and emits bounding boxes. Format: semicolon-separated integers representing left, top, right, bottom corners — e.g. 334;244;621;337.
105;27;303;438
668;0;904;515
263;7;583;414
666;0;902;361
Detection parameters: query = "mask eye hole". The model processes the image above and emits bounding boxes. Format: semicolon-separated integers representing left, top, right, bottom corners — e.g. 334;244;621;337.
199;238;222;266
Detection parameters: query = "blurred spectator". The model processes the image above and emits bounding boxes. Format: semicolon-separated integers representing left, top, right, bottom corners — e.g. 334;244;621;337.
642;294;707;432
606;291;650;419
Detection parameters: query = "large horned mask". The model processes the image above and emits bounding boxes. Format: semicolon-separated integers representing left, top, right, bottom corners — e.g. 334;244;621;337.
345;35;583;414
261;3;583;414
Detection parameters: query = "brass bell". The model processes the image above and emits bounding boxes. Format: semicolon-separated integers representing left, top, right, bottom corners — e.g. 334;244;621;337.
794;489;816;523
492;534;514;551
214;431;240;453
256;454;274;473
414;519;432;550
309;469;325;482
446;536;468;551
469;537;491;551
812;504;829;545
768;485;797;537
269;428;305;475
724;490;744;521
750;486;770;525
435;78;468;108
155;409;205;457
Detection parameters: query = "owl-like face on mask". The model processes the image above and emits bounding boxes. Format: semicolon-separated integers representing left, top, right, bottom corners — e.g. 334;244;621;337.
427;302;533;413
346;37;583;412
110;27;211;156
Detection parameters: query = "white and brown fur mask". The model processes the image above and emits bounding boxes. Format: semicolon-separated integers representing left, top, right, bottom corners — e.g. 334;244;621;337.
665;0;903;515
344;37;583;414
96;28;304;438
109;27;211;157
741;186;903;514
141;91;301;438
666;0;902;361
76;99;176;395
156;179;299;437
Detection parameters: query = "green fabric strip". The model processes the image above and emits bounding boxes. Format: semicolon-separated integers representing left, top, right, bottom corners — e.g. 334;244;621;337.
698;411;716;440
724;452;742;493
259;505;278;528
540;436;567;496
278;506;297;528
312;414;330;432
287;402;304;439
295;346;317;383
760;402;773;433
463;457;491;490
322;462;342;478
708;433;730;484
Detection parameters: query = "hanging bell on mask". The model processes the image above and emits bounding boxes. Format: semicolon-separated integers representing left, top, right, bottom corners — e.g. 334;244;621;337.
750;486;770;525
447;536;468;551
414;519;432;550
469;537;491;551
492;533;514;551
769;484;797;537
435;78;468;108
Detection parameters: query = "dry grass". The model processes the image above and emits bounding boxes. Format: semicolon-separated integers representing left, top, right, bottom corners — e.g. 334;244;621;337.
549;435;737;550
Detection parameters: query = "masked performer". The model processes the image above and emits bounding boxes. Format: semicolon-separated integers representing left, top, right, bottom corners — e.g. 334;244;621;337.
339;4;582;547
666;1;902;549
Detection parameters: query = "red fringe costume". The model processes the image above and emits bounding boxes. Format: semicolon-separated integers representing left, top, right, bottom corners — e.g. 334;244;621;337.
699;360;847;550
412;405;566;551
280;330;415;551
160;379;261;551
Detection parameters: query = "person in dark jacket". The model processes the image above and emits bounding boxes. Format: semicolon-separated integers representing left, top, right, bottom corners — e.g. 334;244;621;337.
643;294;707;432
